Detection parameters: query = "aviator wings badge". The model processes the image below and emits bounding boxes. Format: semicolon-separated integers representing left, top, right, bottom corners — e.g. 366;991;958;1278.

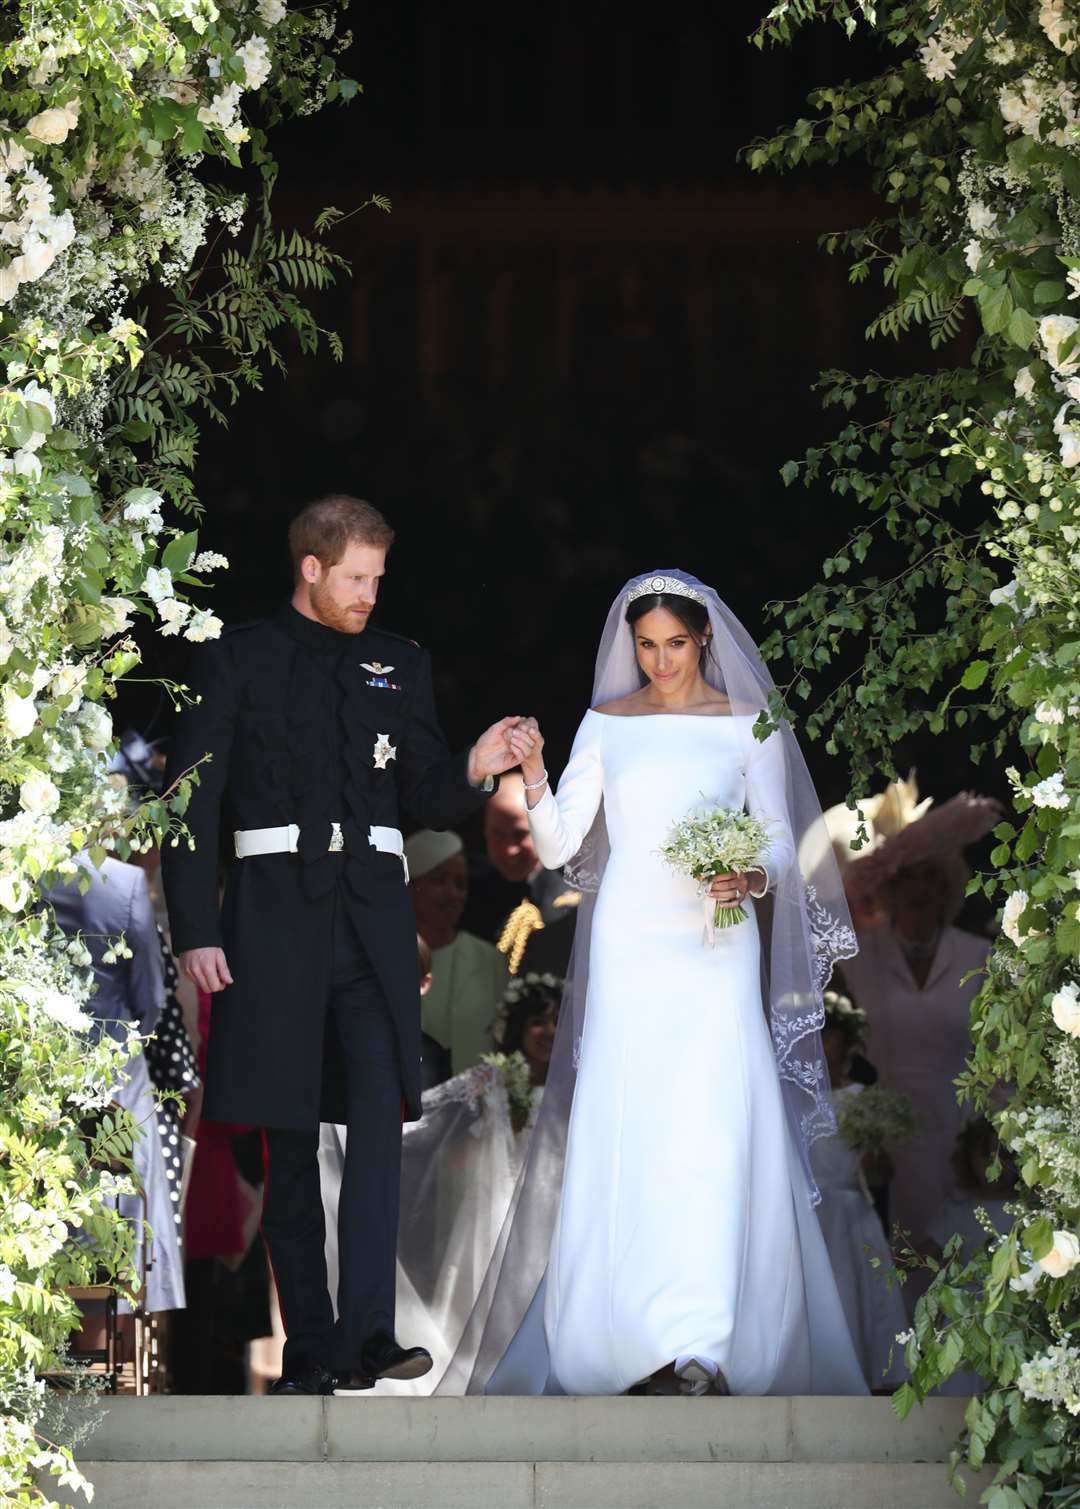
373;733;397;770
361;660;401;690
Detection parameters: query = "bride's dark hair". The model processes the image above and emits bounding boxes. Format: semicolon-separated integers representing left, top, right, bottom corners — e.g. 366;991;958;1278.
625;592;714;670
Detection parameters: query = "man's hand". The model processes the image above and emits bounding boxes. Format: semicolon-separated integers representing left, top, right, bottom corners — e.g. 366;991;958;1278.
468;716;527;785
180;946;234;994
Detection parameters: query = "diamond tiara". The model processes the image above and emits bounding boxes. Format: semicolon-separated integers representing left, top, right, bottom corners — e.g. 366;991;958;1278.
625;574;707;607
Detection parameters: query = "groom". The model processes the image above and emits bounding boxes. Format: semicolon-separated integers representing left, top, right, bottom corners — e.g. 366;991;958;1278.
162;495;523;1395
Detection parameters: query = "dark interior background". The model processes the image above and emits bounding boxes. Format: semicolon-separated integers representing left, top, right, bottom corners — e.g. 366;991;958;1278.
124;2;1001;842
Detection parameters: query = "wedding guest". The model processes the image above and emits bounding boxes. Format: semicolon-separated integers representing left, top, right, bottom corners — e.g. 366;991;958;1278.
927;1117;1016;1397
829;778;1000;1257
463;772;579;974
43;856;186;1316
494;972;562;1088
406;829;509;1082
811;991;908;1393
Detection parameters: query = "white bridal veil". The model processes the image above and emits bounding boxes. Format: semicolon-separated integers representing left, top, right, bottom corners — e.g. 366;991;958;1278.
437;568;857;1395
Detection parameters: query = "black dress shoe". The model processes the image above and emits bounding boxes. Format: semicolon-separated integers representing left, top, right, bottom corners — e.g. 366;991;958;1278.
332;1369;376;1396
360;1333;433;1382
268;1359;336;1396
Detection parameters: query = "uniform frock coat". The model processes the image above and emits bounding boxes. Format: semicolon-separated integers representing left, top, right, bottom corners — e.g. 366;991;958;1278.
162;604;492;1130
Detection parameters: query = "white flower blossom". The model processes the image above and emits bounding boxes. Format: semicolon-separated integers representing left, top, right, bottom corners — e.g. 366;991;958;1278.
76;702;113;752
157;598;191;636
237;34;271;89
967;201;997;236
1042;315;1080;376
1053;981;1080;1037
25;100;80;146
989;578;1019;608
0;868;31;912
18;769;60;817
191;551;229;574
1040;0;1079;54
143;566;174;603
1039;1230;1080;1278
1011;1263;1044;1294
1003;889;1034;946
100;597;135;636
1015;366;1036;401
123;490;165;533
185;608;223;642
1;688;37;740
1032;771;1070;809
258;0;287;20
1035;701;1065;726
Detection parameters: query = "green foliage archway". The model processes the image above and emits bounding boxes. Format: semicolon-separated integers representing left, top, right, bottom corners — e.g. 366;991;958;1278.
750;1;1080;1499
0;1;359;1499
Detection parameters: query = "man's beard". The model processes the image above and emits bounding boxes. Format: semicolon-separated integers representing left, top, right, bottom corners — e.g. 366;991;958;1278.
309;577;371;635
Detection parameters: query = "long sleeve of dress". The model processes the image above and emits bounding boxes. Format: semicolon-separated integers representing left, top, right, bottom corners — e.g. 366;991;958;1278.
527;712;604;870
744;725;796;893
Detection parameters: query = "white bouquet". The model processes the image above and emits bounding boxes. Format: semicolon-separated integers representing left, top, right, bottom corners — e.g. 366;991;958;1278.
835;1085;917;1158
659;804;771;935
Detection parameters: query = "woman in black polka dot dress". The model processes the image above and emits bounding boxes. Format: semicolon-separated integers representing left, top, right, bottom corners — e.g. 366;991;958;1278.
143;928;201;1252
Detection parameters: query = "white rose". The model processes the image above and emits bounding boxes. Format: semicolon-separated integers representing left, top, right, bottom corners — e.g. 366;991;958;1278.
1002;888;1033;946
258;0;287;21
25;100;79;145
0;262;20;303
1041;0;1079;53
19;767;60;816
1038;1230;1080;1278
0;614;12;666
143;565;174;603
0;869;30;912
157;598;191;636
1;687;37;740
964;239;983;275
1014;366;1036;400
12;447;41;482
1052;982;1080;1037
76;702;113;752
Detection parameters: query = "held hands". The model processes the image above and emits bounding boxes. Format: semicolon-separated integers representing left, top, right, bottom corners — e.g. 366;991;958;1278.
180;947;234;994
709;870;767;908
508;716;544;779
468;716;533;785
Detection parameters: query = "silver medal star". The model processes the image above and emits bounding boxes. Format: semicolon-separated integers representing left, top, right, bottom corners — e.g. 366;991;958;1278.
373;733;397;770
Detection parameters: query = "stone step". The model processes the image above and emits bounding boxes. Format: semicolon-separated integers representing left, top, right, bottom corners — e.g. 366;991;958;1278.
54;1397;995;1509
62;1458;992;1509
71;1394;972;1464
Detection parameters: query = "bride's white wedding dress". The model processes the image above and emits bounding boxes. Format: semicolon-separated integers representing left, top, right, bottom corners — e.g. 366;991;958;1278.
523;708;866;1396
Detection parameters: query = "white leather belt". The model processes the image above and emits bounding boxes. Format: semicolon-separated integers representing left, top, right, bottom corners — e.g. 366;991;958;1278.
233;822;409;880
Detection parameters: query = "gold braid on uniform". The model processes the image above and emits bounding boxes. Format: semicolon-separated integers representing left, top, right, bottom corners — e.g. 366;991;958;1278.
497;900;544;976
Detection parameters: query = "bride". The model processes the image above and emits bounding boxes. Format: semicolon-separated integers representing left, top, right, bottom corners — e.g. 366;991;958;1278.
440;570;868;1399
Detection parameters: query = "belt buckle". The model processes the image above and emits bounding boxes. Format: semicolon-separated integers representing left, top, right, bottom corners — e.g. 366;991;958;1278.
329;822;344;854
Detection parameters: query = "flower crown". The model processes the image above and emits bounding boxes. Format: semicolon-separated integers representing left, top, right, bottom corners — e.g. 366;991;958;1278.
626;575;707;607
495;971;564;1037
823;989;868;1040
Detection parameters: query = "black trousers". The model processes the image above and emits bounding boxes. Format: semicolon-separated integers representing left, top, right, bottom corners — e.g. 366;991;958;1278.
261;906;402;1372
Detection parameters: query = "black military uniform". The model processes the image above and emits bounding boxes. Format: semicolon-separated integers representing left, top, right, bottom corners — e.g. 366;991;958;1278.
162;603;492;1379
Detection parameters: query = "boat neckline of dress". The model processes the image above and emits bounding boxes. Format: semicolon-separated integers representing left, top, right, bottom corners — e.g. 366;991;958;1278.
586;708;752;720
